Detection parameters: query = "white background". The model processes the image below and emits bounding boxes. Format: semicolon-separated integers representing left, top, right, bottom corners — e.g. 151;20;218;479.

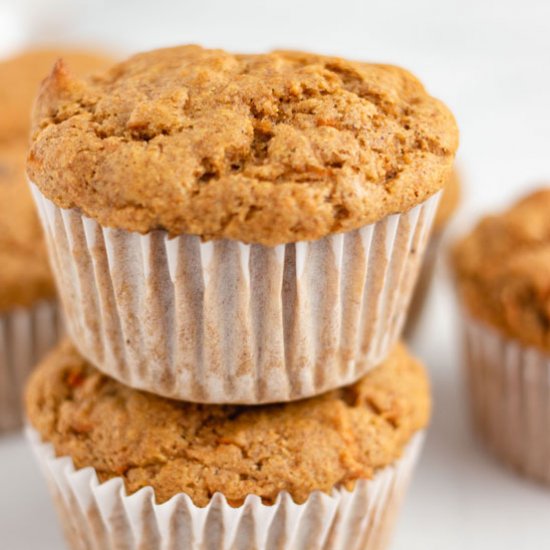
0;0;550;548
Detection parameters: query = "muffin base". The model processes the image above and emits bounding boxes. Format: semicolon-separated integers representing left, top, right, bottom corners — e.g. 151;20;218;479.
27;428;424;550
463;313;550;484
32;182;440;404
0;301;61;433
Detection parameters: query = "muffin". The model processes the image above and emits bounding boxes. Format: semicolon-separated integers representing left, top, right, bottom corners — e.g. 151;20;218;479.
0;48;112;143
0;48;111;433
26;339;430;550
404;168;461;336
453;188;550;483
0;142;60;433
28;45;458;403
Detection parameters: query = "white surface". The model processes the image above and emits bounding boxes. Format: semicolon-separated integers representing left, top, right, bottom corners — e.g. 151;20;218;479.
0;0;549;547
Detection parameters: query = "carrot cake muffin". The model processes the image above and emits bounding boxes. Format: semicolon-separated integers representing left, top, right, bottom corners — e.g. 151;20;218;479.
0;48;111;433
0;143;55;310
27;45;458;404
28;46;457;245
26;339;430;549
0;142;59;433
453;188;550;484
454;188;550;349
0;48;112;143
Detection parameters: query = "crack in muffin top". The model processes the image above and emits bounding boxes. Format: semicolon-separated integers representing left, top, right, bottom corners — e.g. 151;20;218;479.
28;45;458;245
26;339;430;506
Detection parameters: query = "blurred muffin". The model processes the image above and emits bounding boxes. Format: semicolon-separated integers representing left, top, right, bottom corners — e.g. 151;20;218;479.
26;339;430;550
0;142;59;433
0;47;112;433
453;188;550;483
0;48;112;142
433;168;460;232
404;168;461;336
28;45;458;404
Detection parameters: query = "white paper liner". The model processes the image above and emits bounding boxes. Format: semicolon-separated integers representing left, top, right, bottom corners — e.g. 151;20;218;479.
0;301;61;433
31;182;440;403
27;427;424;550
462;313;550;483
403;231;442;339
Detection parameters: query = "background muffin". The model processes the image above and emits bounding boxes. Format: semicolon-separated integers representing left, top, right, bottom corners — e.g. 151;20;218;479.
28;45;458;404
0;47;112;434
0;48;112;143
0;143;55;310
453;188;550;483
0;142;60;433
27;339;430;550
404;168;461;337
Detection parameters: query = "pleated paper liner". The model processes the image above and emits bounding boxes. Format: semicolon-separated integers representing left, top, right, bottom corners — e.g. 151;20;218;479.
32;182;440;403
463;313;550;483
27;428;424;550
0;301;62;433
403;231;442;339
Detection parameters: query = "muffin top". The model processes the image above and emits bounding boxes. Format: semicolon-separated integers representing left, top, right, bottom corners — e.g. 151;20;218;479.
0;142;55;311
0;48;112;143
453;188;550;352
26;339;430;506
28;45;458;246
433;168;460;232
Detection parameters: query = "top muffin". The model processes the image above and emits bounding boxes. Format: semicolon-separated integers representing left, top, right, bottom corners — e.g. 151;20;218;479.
28;46;458;246
453;189;550;352
0;48;112;143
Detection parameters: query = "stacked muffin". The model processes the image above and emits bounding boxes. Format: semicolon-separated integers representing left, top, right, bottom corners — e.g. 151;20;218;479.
24;46;458;549
0;49;110;433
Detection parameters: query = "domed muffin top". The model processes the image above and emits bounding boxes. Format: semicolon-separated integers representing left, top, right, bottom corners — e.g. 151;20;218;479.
453;188;550;351
28;45;458;245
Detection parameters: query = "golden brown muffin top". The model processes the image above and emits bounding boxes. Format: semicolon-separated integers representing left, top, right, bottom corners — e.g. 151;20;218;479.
433;168;460;232
26;339;430;506
28;45;458;246
0;48;112;143
453;188;550;352
0;142;55;311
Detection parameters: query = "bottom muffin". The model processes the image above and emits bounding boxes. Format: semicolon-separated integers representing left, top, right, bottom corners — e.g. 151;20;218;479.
26;340;430;550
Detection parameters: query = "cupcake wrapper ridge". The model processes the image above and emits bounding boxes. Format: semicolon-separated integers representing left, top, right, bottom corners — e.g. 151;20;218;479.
0;301;61;433
32;182;440;403
27;427;424;550
462;313;550;483
403;231;443;339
